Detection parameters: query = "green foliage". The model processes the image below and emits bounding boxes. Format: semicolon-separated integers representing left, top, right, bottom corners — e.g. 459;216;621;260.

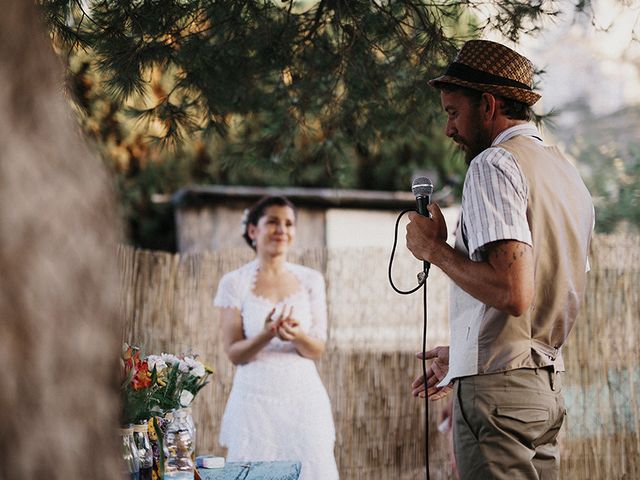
114;153;191;251
550;102;640;235
582;145;640;234
39;0;592;248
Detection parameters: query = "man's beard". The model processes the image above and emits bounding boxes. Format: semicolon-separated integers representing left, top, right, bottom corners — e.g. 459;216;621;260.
449;105;491;164
457;127;492;164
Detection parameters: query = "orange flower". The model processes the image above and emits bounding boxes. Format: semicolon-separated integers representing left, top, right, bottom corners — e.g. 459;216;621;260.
132;360;152;390
123;345;142;376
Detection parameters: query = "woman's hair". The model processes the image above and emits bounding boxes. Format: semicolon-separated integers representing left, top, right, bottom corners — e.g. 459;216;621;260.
242;195;297;250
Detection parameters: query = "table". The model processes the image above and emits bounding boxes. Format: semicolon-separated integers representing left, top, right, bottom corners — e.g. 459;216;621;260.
198;461;301;480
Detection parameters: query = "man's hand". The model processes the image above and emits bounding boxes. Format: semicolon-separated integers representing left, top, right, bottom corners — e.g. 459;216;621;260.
406;203;448;264
411;345;453;401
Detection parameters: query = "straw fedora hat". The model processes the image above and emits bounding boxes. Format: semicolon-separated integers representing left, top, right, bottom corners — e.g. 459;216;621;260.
429;40;541;106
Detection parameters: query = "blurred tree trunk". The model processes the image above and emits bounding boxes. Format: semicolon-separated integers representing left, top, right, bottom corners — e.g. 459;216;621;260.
0;2;123;479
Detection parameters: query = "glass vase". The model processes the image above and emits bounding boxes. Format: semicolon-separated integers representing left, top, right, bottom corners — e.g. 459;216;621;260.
163;408;195;480
182;406;196;465
133;421;154;480
120;427;141;480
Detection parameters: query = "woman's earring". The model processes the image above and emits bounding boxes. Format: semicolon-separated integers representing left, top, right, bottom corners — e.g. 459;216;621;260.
251;238;257;247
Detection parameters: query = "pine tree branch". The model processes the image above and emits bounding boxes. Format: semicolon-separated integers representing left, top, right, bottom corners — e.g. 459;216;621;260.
303;0;327;42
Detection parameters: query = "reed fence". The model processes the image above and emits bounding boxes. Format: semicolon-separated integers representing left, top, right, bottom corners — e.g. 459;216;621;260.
118;234;640;479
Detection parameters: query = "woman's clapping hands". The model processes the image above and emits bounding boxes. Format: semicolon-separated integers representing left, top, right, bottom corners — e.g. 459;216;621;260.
263;305;300;341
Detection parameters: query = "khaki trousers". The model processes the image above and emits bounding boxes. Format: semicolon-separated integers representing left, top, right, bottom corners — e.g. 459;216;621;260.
453;368;566;480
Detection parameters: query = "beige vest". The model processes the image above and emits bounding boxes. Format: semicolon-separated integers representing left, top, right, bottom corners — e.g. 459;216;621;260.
450;135;594;378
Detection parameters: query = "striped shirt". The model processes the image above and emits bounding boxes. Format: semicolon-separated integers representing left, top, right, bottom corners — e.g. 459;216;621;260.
461;124;538;261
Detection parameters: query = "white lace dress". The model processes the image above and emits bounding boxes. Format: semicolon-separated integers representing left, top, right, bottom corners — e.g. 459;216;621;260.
213;260;339;480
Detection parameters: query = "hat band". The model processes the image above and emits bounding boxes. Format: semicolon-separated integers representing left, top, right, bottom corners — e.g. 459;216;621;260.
445;62;532;91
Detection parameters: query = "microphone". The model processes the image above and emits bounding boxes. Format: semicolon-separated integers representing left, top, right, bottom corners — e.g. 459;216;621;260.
411;176;434;278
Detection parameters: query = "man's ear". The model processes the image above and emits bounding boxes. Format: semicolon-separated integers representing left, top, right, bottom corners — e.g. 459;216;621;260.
481;92;498;119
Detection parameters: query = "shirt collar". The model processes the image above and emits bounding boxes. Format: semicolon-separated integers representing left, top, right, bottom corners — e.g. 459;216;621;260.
492;123;542;146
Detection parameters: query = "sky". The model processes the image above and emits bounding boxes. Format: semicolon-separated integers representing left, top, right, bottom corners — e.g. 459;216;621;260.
487;0;640;117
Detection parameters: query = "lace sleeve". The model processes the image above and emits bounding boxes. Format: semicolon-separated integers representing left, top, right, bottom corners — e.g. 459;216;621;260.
213;272;242;310
306;270;328;342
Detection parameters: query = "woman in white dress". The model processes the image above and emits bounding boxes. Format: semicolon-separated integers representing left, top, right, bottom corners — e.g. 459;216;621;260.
214;195;339;480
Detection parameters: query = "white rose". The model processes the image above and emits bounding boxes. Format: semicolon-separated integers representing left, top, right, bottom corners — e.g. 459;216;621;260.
179;390;194;407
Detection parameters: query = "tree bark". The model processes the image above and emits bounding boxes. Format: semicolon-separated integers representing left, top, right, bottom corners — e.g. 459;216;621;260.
0;2;123;479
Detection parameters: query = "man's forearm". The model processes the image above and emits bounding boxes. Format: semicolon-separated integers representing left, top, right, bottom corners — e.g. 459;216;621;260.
432;240;532;316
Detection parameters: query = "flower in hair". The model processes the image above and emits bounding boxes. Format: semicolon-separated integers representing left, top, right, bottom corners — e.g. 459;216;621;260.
240;208;250;234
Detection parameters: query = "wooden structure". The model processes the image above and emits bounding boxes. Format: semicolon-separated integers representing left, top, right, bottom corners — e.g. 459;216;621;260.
171;184;456;253
119;234;640;479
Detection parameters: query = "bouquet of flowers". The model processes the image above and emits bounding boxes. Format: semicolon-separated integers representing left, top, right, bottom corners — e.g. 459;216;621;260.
121;344;213;425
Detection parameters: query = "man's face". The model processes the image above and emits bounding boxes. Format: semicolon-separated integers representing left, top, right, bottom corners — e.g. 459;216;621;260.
440;89;492;164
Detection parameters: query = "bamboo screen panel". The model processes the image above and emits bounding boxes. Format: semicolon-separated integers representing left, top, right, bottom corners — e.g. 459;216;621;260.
118;234;640;479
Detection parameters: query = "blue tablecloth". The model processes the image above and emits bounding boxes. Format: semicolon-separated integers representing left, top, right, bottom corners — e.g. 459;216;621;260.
198;461;301;480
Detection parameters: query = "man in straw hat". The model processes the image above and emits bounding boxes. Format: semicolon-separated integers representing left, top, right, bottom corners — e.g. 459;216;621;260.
406;39;594;478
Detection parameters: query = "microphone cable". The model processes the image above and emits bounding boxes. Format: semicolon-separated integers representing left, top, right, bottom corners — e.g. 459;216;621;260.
388;208;431;480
